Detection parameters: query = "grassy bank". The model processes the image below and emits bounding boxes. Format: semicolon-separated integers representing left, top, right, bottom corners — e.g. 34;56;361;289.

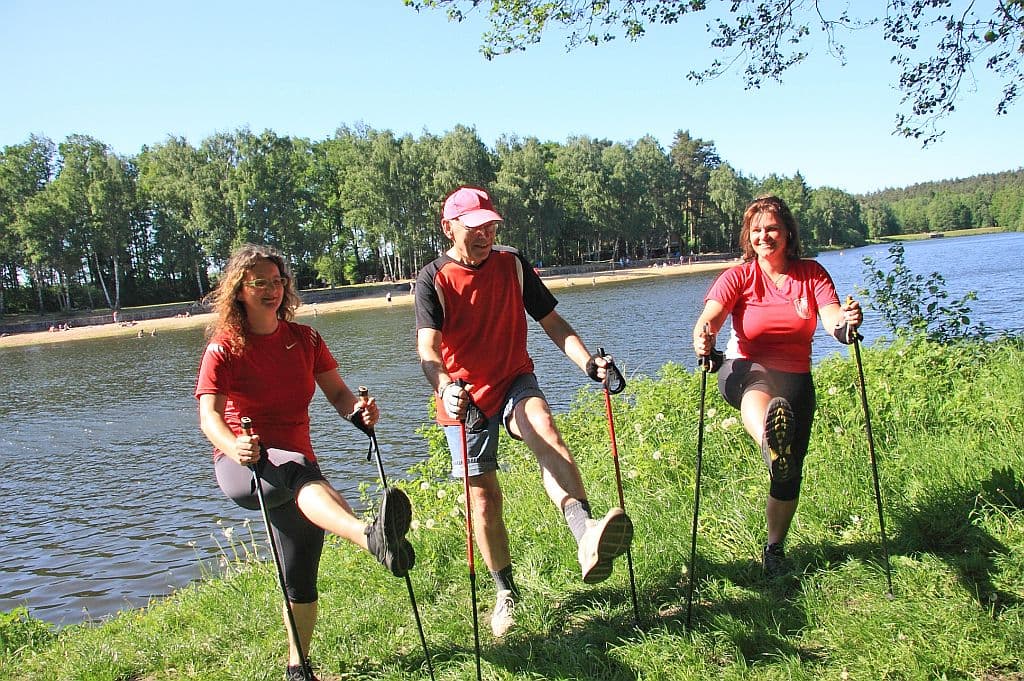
877;226;1008;242
3;337;1023;680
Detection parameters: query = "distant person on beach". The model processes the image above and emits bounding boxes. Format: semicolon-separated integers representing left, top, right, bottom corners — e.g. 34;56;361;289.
415;185;633;637
692;195;862;577
195;243;414;680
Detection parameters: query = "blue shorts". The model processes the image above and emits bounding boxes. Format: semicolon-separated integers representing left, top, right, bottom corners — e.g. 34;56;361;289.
444;373;546;478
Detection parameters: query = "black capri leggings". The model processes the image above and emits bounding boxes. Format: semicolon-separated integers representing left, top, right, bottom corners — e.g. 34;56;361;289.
718;359;816;501
214;450;327;603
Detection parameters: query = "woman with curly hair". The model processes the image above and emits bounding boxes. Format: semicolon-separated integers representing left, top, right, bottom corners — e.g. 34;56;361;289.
195;243;414;680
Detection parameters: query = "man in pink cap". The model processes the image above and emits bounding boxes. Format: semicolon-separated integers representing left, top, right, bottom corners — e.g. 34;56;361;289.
414;185;634;637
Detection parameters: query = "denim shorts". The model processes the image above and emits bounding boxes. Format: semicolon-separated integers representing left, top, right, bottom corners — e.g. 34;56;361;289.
444;373;546;478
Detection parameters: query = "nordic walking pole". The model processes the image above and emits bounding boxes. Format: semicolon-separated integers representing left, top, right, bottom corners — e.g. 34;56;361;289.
240;417;314;681
453;381;483;681
353;387;435;681
685;325;713;631
845;296;895;598
596;347;641;628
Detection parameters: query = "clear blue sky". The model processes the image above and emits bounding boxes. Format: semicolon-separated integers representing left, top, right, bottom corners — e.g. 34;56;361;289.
2;1;1019;195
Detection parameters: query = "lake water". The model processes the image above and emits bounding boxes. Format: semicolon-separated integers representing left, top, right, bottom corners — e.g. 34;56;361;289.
1;232;1021;625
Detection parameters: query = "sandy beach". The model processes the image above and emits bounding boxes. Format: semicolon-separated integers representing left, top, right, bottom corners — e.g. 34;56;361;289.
0;260;732;349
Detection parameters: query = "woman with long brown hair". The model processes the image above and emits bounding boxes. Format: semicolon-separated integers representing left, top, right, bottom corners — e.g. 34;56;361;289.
692;196;863;577
196;243;414;680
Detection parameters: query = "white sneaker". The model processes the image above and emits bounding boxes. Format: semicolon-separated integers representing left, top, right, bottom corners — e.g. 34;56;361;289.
577;507;634;584
490;589;516;637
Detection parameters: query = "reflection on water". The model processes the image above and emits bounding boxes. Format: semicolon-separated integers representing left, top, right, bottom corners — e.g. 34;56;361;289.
0;232;1020;624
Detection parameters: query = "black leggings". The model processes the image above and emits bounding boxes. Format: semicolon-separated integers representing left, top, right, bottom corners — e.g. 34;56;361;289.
215;450;326;603
718;359;815;501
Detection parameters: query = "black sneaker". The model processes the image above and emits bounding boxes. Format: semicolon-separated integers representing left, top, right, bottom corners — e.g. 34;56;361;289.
763;397;796;482
285;661;318;681
366;487;415;577
762;542;788;578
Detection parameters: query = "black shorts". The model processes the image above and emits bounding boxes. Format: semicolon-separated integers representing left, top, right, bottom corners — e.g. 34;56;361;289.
718;359;815;501
215;450;327;603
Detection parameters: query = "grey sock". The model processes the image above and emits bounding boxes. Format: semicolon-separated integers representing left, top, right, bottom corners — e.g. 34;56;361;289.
490;564;519;597
563;498;592;543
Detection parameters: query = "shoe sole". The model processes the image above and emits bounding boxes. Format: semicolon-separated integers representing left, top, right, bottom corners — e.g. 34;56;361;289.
581;511;634;584
764;397;796;483
380;488;414;576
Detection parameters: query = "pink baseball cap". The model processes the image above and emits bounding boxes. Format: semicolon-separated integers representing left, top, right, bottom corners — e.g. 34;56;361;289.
442;186;503;227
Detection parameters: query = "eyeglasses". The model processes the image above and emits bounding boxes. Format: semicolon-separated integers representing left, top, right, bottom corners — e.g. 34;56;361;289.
243;276;289;290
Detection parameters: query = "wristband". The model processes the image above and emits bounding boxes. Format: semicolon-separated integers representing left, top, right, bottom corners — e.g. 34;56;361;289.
832;322;863;344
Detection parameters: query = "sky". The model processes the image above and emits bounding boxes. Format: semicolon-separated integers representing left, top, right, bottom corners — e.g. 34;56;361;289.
2;1;1020;196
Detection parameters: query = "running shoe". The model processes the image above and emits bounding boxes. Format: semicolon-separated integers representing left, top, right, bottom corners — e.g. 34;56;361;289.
762;542;788;578
577;507;634;584
490;589;517;637
285;661;318;681
763;397;796;482
366;487;415;577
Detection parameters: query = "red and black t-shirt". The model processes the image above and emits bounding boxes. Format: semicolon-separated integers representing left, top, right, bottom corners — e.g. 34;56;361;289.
194;320;338;460
415;246;557;421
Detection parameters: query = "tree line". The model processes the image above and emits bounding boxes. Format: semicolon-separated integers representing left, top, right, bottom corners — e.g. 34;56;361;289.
1;125;1022;316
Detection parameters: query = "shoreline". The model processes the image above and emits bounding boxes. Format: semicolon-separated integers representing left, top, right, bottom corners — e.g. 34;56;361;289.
0;260;733;349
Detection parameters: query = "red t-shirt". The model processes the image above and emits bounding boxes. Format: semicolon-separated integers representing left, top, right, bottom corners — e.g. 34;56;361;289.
706;259;840;373
415;246;557;421
194;320;338;460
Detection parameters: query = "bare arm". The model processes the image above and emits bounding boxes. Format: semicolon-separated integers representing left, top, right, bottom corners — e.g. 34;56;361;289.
537;309;594;374
819;297;863;339
316;369;378;427
416;327;452;392
198;392;259;466
692;299;729;356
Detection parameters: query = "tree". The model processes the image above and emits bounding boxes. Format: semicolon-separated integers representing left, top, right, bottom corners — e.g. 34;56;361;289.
0;135;56;314
630;135;681;256
137;137;210;299
669;130;720;253
493;135;561;263
404;0;1024;144
551;136;616;262
707;163;752;250
862;202;899;239
807;186;865;247
51;135;137;312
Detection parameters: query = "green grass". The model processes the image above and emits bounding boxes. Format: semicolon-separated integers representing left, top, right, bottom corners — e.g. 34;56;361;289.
3;337;1023;680
877;226;1010;242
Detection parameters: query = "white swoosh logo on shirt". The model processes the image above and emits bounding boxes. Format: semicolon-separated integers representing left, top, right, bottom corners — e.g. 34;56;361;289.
285;342;297;350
